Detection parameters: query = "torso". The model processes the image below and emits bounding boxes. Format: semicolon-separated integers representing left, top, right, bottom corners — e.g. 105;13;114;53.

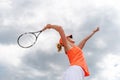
64;41;76;54
65;45;90;76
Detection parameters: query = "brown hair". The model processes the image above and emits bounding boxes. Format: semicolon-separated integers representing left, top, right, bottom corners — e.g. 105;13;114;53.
56;43;62;52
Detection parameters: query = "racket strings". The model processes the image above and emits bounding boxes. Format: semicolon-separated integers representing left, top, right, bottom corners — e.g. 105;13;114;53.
18;33;36;48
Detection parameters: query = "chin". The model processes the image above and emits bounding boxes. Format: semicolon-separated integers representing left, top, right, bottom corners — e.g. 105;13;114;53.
72;41;75;43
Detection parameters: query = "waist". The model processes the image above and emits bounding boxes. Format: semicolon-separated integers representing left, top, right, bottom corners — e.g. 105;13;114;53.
69;65;85;76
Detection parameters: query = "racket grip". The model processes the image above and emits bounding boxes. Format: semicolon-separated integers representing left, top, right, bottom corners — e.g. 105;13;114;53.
41;27;46;32
40;30;43;32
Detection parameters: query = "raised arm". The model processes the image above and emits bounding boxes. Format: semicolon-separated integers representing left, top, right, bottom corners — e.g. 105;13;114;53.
78;27;99;49
42;24;68;50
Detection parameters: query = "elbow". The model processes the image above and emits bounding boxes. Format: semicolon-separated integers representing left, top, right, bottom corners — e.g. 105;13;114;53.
57;26;64;32
58;26;62;29
53;25;65;36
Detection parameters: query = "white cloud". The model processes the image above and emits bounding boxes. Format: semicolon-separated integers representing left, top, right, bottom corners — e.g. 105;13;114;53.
0;0;120;80
19;67;48;78
94;38;107;49
0;0;12;9
0;44;26;67
49;63;62;71
96;53;120;80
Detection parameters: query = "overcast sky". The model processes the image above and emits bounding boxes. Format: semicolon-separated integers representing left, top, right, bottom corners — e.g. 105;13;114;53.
0;0;120;80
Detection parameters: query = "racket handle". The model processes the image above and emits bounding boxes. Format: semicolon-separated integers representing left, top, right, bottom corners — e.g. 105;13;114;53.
41;27;46;32
40;30;43;32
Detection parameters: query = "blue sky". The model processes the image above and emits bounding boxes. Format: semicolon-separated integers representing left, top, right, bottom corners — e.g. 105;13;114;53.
0;0;120;80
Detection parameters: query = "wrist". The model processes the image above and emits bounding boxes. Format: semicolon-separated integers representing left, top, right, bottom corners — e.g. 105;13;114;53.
93;31;96;33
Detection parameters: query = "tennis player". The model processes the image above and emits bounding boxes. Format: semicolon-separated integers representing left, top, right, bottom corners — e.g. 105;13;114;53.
42;24;99;80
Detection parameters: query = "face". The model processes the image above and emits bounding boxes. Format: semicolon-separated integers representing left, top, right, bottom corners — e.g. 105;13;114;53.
67;36;75;43
59;35;75;46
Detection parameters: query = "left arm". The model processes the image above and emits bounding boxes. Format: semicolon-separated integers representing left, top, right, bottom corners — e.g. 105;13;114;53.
78;27;99;49
42;24;70;51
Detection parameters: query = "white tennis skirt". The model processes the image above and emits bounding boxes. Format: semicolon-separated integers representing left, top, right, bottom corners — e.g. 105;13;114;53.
63;65;85;80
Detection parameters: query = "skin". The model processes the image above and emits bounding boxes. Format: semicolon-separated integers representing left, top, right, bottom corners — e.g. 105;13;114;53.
42;24;99;52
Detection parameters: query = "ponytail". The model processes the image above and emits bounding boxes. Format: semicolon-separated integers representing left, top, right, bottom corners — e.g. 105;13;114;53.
56;43;62;52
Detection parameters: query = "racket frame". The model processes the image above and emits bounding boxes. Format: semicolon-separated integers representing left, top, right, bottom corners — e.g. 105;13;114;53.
17;30;42;48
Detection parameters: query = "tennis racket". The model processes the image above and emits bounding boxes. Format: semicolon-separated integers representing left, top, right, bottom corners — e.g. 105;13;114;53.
17;30;43;48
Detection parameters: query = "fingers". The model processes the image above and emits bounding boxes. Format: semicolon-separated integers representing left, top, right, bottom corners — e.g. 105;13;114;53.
96;27;100;31
93;26;100;33
46;24;52;29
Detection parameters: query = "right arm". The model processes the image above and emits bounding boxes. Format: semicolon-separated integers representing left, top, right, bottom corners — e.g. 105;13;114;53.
78;27;99;49
42;24;69;51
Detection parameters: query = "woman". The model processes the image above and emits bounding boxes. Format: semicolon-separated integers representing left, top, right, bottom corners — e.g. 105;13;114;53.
42;24;99;80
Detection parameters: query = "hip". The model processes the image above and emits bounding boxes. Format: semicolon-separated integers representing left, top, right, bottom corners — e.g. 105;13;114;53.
63;65;85;80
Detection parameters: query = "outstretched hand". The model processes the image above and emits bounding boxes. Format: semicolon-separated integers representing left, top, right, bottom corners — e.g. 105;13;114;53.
41;24;52;31
93;27;99;33
45;24;52;29
41;24;62;32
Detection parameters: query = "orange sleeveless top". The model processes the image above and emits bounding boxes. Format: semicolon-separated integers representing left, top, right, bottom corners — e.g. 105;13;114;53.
66;46;90;76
